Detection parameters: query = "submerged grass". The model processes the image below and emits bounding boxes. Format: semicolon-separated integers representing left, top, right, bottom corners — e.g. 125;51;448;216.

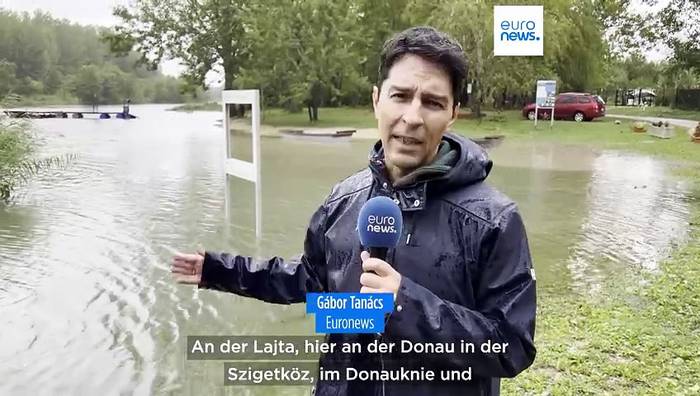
260;107;700;394
503;204;700;395
168;102;221;112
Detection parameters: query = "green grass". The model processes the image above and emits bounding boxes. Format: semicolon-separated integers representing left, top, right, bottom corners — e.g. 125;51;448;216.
503;204;700;395
259;106;700;395
168;102;221;112
606;105;700;121
262;107;378;128
261;107;700;166
451;111;700;166
0;115;74;202
0;117;35;201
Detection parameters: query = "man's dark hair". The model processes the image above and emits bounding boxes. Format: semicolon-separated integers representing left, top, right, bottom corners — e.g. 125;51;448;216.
377;26;468;107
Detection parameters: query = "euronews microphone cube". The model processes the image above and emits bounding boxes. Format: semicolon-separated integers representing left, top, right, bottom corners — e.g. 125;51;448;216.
357;196;403;261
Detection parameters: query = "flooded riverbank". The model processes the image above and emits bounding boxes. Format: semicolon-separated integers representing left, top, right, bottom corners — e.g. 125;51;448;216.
0;105;694;394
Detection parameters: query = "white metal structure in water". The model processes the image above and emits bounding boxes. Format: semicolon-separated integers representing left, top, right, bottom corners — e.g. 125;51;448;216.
222;89;262;239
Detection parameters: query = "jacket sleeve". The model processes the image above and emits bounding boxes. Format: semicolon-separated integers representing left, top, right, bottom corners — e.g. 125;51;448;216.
197;204;328;304
384;206;536;378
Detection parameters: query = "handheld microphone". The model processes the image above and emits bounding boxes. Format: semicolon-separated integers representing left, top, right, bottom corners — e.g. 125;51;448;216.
357;196;403;261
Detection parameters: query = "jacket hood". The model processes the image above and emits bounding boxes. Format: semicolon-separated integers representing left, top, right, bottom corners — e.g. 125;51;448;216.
369;132;493;191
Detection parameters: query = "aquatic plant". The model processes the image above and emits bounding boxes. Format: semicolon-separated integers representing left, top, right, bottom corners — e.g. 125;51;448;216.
0;100;74;202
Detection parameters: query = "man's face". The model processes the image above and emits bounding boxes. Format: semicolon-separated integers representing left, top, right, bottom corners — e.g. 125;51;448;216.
372;54;459;176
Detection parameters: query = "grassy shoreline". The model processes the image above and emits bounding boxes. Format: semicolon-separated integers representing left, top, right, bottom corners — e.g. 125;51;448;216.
168;102;221;112
461;111;700;394
504;204;700;394
2;105;697;392
606;105;700;121
257;106;700;394
259;107;699;165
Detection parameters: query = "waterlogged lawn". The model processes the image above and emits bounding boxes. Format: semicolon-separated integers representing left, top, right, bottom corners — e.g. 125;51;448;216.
503;205;700;395
263;107;378;129
259;107;700;394
451;111;700;165
259;107;699;165
606;105;700;122
168;102;221;112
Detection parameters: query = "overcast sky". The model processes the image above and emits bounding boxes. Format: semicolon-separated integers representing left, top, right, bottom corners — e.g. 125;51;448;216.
0;0;672;78
0;0;188;77
1;0;126;26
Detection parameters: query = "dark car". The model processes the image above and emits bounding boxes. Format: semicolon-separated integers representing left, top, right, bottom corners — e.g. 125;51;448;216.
522;92;606;122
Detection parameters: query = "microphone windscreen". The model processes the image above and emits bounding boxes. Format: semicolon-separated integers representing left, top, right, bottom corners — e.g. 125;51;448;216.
357;196;403;248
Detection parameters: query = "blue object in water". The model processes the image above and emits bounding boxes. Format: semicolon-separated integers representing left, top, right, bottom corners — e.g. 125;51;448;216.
100;113;110;119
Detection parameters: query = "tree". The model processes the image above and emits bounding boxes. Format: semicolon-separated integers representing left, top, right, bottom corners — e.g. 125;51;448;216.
105;0;250;93
0;9;191;103
407;0;572;115
71;65;101;104
652;0;700;71
555;1;607;92
355;0;411;89
0;61;17;97
236;0;369;120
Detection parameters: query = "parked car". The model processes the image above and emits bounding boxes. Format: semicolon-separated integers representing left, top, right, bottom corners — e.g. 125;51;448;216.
522;92;606;122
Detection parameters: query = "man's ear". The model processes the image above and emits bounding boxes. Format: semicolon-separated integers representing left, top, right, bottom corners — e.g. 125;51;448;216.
372;86;379;120
448;102;460;128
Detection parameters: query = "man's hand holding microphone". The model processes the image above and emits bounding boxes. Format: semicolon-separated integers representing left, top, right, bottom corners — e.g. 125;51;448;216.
358;196;404;299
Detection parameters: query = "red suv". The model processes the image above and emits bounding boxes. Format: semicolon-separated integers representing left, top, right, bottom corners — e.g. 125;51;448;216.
522;92;606;122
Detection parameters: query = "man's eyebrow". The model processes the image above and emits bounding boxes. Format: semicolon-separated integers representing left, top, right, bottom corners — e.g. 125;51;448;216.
387;85;413;92
388;85;449;102
422;92;449;103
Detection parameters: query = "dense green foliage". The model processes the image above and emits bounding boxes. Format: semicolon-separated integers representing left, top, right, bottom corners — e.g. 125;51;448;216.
107;0;700;118
0;9;192;104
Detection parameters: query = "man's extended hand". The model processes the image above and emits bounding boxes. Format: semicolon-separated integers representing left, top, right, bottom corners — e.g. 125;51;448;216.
171;251;204;285
359;250;402;299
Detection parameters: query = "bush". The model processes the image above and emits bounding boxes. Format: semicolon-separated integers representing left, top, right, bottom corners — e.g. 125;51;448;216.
0;112;74;202
0;116;34;200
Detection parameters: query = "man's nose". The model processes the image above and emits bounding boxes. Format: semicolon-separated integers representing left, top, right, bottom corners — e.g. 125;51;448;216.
401;98;424;127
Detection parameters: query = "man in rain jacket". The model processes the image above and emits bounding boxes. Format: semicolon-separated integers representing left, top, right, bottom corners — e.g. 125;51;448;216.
172;26;536;396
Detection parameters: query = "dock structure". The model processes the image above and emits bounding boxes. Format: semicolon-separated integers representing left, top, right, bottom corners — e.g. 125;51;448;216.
3;100;136;120
3;110;136;119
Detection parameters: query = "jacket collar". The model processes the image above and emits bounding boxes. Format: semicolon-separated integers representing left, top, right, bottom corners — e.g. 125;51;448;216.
367;132;492;211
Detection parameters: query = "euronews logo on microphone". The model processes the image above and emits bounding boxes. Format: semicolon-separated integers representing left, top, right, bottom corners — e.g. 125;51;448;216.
366;215;397;234
357;196;403;249
494;5;543;56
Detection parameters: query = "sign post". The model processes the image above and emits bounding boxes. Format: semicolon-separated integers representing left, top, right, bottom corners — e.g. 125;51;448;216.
535;80;556;128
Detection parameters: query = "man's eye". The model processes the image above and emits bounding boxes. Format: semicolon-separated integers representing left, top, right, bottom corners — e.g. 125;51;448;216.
427;101;444;109
390;93;407;99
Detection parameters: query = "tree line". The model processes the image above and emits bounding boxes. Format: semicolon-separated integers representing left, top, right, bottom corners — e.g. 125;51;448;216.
0;9;194;104
106;0;699;118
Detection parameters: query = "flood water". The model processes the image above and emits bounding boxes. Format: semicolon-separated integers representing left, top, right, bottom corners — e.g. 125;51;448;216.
0;104;694;394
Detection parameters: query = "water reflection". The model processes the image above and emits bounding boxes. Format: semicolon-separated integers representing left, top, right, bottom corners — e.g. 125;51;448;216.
565;152;691;293
0;105;692;394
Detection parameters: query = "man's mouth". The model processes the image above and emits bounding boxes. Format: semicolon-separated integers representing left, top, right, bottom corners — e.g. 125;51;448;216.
392;135;422;145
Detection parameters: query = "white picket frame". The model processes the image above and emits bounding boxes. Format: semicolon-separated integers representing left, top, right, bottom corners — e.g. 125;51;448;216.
222;89;262;239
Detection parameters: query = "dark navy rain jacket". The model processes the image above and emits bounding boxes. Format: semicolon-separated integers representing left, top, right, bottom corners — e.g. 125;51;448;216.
199;132;537;396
